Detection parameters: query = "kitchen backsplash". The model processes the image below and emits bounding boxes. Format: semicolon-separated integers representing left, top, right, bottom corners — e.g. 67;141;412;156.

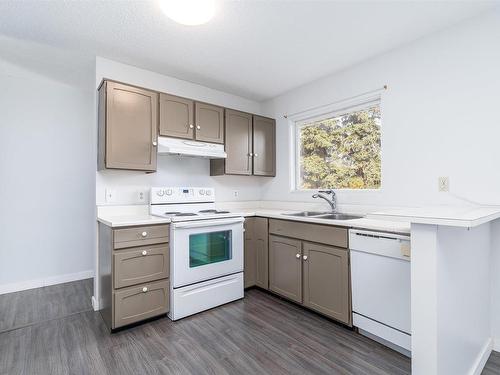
96;155;269;205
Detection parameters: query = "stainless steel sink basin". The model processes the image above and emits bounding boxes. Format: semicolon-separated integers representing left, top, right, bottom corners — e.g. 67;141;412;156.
283;211;363;220
315;213;363;220
285;211;330;217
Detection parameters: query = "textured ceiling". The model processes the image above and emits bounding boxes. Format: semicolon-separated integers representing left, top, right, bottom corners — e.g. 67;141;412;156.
0;1;497;100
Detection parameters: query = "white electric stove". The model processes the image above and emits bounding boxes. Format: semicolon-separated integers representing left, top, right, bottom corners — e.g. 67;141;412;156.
150;187;244;321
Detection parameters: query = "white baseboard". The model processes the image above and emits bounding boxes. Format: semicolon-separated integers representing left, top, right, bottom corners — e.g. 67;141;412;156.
91;295;99;311
0;270;94;295
469;338;493;375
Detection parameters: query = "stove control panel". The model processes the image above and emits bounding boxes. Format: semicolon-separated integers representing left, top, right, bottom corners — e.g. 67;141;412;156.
150;187;215;204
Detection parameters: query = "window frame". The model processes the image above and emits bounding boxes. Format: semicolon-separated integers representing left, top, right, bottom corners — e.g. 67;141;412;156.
292;98;382;192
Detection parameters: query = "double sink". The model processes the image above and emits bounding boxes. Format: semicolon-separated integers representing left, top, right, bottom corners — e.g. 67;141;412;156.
284;211;363;220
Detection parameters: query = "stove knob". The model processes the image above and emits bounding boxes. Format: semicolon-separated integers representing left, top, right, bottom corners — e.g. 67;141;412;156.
206;190;212;196
156;190;164;196
199;189;205;195
166;189;173;196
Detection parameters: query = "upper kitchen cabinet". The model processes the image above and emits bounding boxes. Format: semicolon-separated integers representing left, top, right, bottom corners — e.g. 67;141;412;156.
194;102;224;143
210;111;276;177
159;94;224;144
212;109;253;175
252;115;276;176
159;93;194;140
98;81;158;172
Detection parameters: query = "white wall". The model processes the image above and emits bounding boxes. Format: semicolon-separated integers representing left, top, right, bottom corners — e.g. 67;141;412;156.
95;57;267;205
492;219;500;351
261;9;500;209
0;58;95;291
262;8;500;348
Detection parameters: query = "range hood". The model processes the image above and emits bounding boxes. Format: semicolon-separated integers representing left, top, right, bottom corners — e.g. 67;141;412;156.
157;136;227;159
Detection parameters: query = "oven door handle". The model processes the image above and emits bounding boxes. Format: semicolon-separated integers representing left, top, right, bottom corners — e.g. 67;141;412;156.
172;217;244;229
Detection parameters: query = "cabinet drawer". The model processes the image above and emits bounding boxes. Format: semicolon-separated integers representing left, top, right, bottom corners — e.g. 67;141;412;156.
269;219;347;248
113;279;169;329
113;244;169;289
113;224;169;249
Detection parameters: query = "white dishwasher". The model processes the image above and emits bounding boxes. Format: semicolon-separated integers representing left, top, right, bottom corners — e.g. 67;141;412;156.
349;229;411;356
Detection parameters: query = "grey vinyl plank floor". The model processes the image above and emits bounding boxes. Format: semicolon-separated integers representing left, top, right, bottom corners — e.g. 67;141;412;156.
0;278;93;333
484;351;500;375
0;279;497;375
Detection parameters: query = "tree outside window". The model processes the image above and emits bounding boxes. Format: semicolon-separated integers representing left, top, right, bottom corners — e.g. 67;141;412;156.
297;104;381;190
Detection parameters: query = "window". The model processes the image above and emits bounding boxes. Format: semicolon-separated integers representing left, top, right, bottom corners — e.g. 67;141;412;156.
295;102;381;190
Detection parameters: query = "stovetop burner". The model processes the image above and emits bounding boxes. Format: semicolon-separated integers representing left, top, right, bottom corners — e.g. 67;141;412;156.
164;211;181;215
199;209;230;214
164;211;198;217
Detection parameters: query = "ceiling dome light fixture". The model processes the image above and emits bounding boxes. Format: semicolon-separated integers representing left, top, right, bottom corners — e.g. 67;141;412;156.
159;0;216;26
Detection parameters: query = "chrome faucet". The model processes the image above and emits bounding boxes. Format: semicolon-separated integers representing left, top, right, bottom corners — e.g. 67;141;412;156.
312;190;337;212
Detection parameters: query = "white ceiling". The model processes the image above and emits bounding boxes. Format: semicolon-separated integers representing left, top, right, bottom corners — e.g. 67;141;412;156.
0;1;497;101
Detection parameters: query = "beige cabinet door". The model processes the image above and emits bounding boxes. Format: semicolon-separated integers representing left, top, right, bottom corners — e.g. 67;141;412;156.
269;235;302;303
244;218;257;288
103;81;158;171
159;93;194;139
195;102;224;144
254;217;269;289
224;109;252;175
302;242;351;325
113;244;169;289
252;116;276;176
113;279;169;329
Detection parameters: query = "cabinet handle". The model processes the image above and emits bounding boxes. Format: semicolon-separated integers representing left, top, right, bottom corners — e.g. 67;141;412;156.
142;250;148;256
196;125;201;130
295;253;301;259
189;124;194;129
254;153;258;157
248;153;254;157
152;141;157;146
141;231;148;237
303;255;308;261
142;287;148;293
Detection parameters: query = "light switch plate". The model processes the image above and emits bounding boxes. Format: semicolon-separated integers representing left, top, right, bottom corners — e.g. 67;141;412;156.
438;177;450;192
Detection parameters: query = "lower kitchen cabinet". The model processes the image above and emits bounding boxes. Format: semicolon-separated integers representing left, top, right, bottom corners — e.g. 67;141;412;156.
268;219;351;326
244;217;269;289
114;279;170;329
302;242;350;324
113;243;169;289
98;222;170;330
244;219;256;288
269;235;302;303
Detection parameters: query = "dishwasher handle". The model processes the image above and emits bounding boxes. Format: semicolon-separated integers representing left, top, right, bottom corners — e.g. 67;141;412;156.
350;229;410;242
349;229;411;260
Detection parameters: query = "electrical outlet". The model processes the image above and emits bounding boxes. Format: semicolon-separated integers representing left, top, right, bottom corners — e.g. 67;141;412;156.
233;190;239;198
438;177;449;192
137;190;146;203
105;188;117;203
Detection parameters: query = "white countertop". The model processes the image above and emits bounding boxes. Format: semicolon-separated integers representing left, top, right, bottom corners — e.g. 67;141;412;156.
236;208;411;234
97;205;411;234
368;206;500;228
97;202;500;230
97;214;171;228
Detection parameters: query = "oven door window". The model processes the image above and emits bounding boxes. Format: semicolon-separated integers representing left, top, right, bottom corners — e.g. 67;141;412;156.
189;230;232;268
